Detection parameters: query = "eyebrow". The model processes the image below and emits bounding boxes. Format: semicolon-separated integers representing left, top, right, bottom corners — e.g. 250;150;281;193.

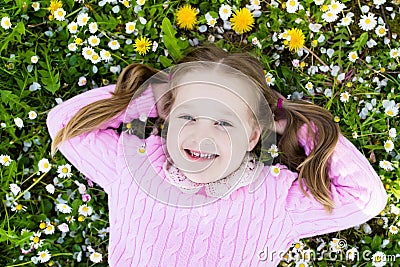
176;103;240;120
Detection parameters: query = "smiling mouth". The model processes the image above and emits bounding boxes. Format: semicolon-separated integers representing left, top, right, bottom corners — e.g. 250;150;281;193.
184;149;219;160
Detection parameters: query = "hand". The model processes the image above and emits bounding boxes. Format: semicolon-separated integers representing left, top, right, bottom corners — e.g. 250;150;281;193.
272;89;287;135
273;118;287;135
151;83;169;119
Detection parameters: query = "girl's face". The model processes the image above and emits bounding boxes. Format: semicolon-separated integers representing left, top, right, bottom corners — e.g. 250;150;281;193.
165;71;261;184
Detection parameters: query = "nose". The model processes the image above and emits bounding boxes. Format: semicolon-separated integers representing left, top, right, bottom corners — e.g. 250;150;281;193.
186;118;219;152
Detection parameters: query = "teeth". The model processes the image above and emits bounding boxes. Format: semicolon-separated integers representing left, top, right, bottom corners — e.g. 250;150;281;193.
189;150;216;159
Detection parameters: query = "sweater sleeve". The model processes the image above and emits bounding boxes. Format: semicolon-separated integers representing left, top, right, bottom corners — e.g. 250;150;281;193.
46;84;157;191
285;123;388;239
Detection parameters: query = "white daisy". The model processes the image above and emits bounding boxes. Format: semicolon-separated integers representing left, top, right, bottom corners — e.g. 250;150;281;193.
9;183;21;195
205;13;218;27
383;140;394;152
314;0;324;5
1;16;12;30
31;55;39;64
1;154;13;166
358;13;377;31
100;49;112;62
90;52;101;64
37;250;51;263
45;184;55;194
77;13;90;26
38;158;51;173
375;25;387;37
54;7;66;21
371;251;386;267
329;0;346;14
56;203;72;214
43;222;55;235
265;72;275;86
137;0;145;5
268;144;279;158
78;204;93;216
28;111;37;120
89;252;103;263
67;22;78;34
389;48;399;58
57;164;72;178
379;160;394;171
388;128;397;138
340;91;351;102
384;105;399;117
389;225;398;234
305;81;313;90
82;47;95;60
270;165;281;177
348;51;358;62
125;21;136;34
32;2;40;11
68;43;77;52
286;0;299;13
88;22;98;33
88;35;100;47
340;14;353;26
57;222;70;233
108;39;120;50
373;0;386;7
322;11;339;23
219;4;232;21
14;117;24;128
78;76;87;86
30;232;43;249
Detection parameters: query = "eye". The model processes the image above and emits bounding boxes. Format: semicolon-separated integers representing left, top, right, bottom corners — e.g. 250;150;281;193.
215;120;233;127
178;115;196;121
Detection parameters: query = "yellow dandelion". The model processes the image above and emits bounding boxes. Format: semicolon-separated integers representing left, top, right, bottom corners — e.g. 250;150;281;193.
286;28;305;52
133;36;152;56
176;4;198;30
48;0;62;15
230;8;255;34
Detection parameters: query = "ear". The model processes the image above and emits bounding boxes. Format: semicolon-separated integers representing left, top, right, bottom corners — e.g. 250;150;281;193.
151;83;169;120
247;127;261;151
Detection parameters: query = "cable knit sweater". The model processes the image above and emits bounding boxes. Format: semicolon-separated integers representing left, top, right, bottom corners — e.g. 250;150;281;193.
46;84;388;266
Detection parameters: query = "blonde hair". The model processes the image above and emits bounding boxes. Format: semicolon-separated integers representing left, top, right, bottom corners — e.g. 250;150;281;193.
51;46;339;212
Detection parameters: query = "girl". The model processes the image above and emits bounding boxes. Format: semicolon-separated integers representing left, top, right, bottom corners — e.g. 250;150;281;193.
47;46;387;266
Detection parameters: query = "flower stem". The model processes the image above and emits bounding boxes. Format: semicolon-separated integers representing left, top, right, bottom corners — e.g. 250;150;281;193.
303;46;329;69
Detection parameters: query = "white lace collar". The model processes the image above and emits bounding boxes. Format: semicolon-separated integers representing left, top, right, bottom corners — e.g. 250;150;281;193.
162;153;264;199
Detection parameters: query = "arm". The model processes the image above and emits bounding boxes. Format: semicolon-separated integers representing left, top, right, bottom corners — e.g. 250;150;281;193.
285;123;388;238
46;84;157;191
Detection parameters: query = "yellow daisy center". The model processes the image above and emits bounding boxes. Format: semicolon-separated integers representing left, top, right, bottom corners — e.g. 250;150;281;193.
39;222;46;229
387;110;394;116
3;157;9;163
33;236;40;243
16;204;23;211
365;19;371;24
43;163;49;169
62;167;68;173
289;0;296;6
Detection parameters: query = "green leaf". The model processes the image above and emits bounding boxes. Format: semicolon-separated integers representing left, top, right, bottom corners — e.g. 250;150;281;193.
161;17;185;62
353;32;368;52
371;235;382;250
159;55;173;67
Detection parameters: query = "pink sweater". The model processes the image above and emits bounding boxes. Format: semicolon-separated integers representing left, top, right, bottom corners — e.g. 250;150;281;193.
46;84;387;266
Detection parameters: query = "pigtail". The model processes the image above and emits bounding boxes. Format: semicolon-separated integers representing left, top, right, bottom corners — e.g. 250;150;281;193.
50;64;159;157
276;99;340;213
